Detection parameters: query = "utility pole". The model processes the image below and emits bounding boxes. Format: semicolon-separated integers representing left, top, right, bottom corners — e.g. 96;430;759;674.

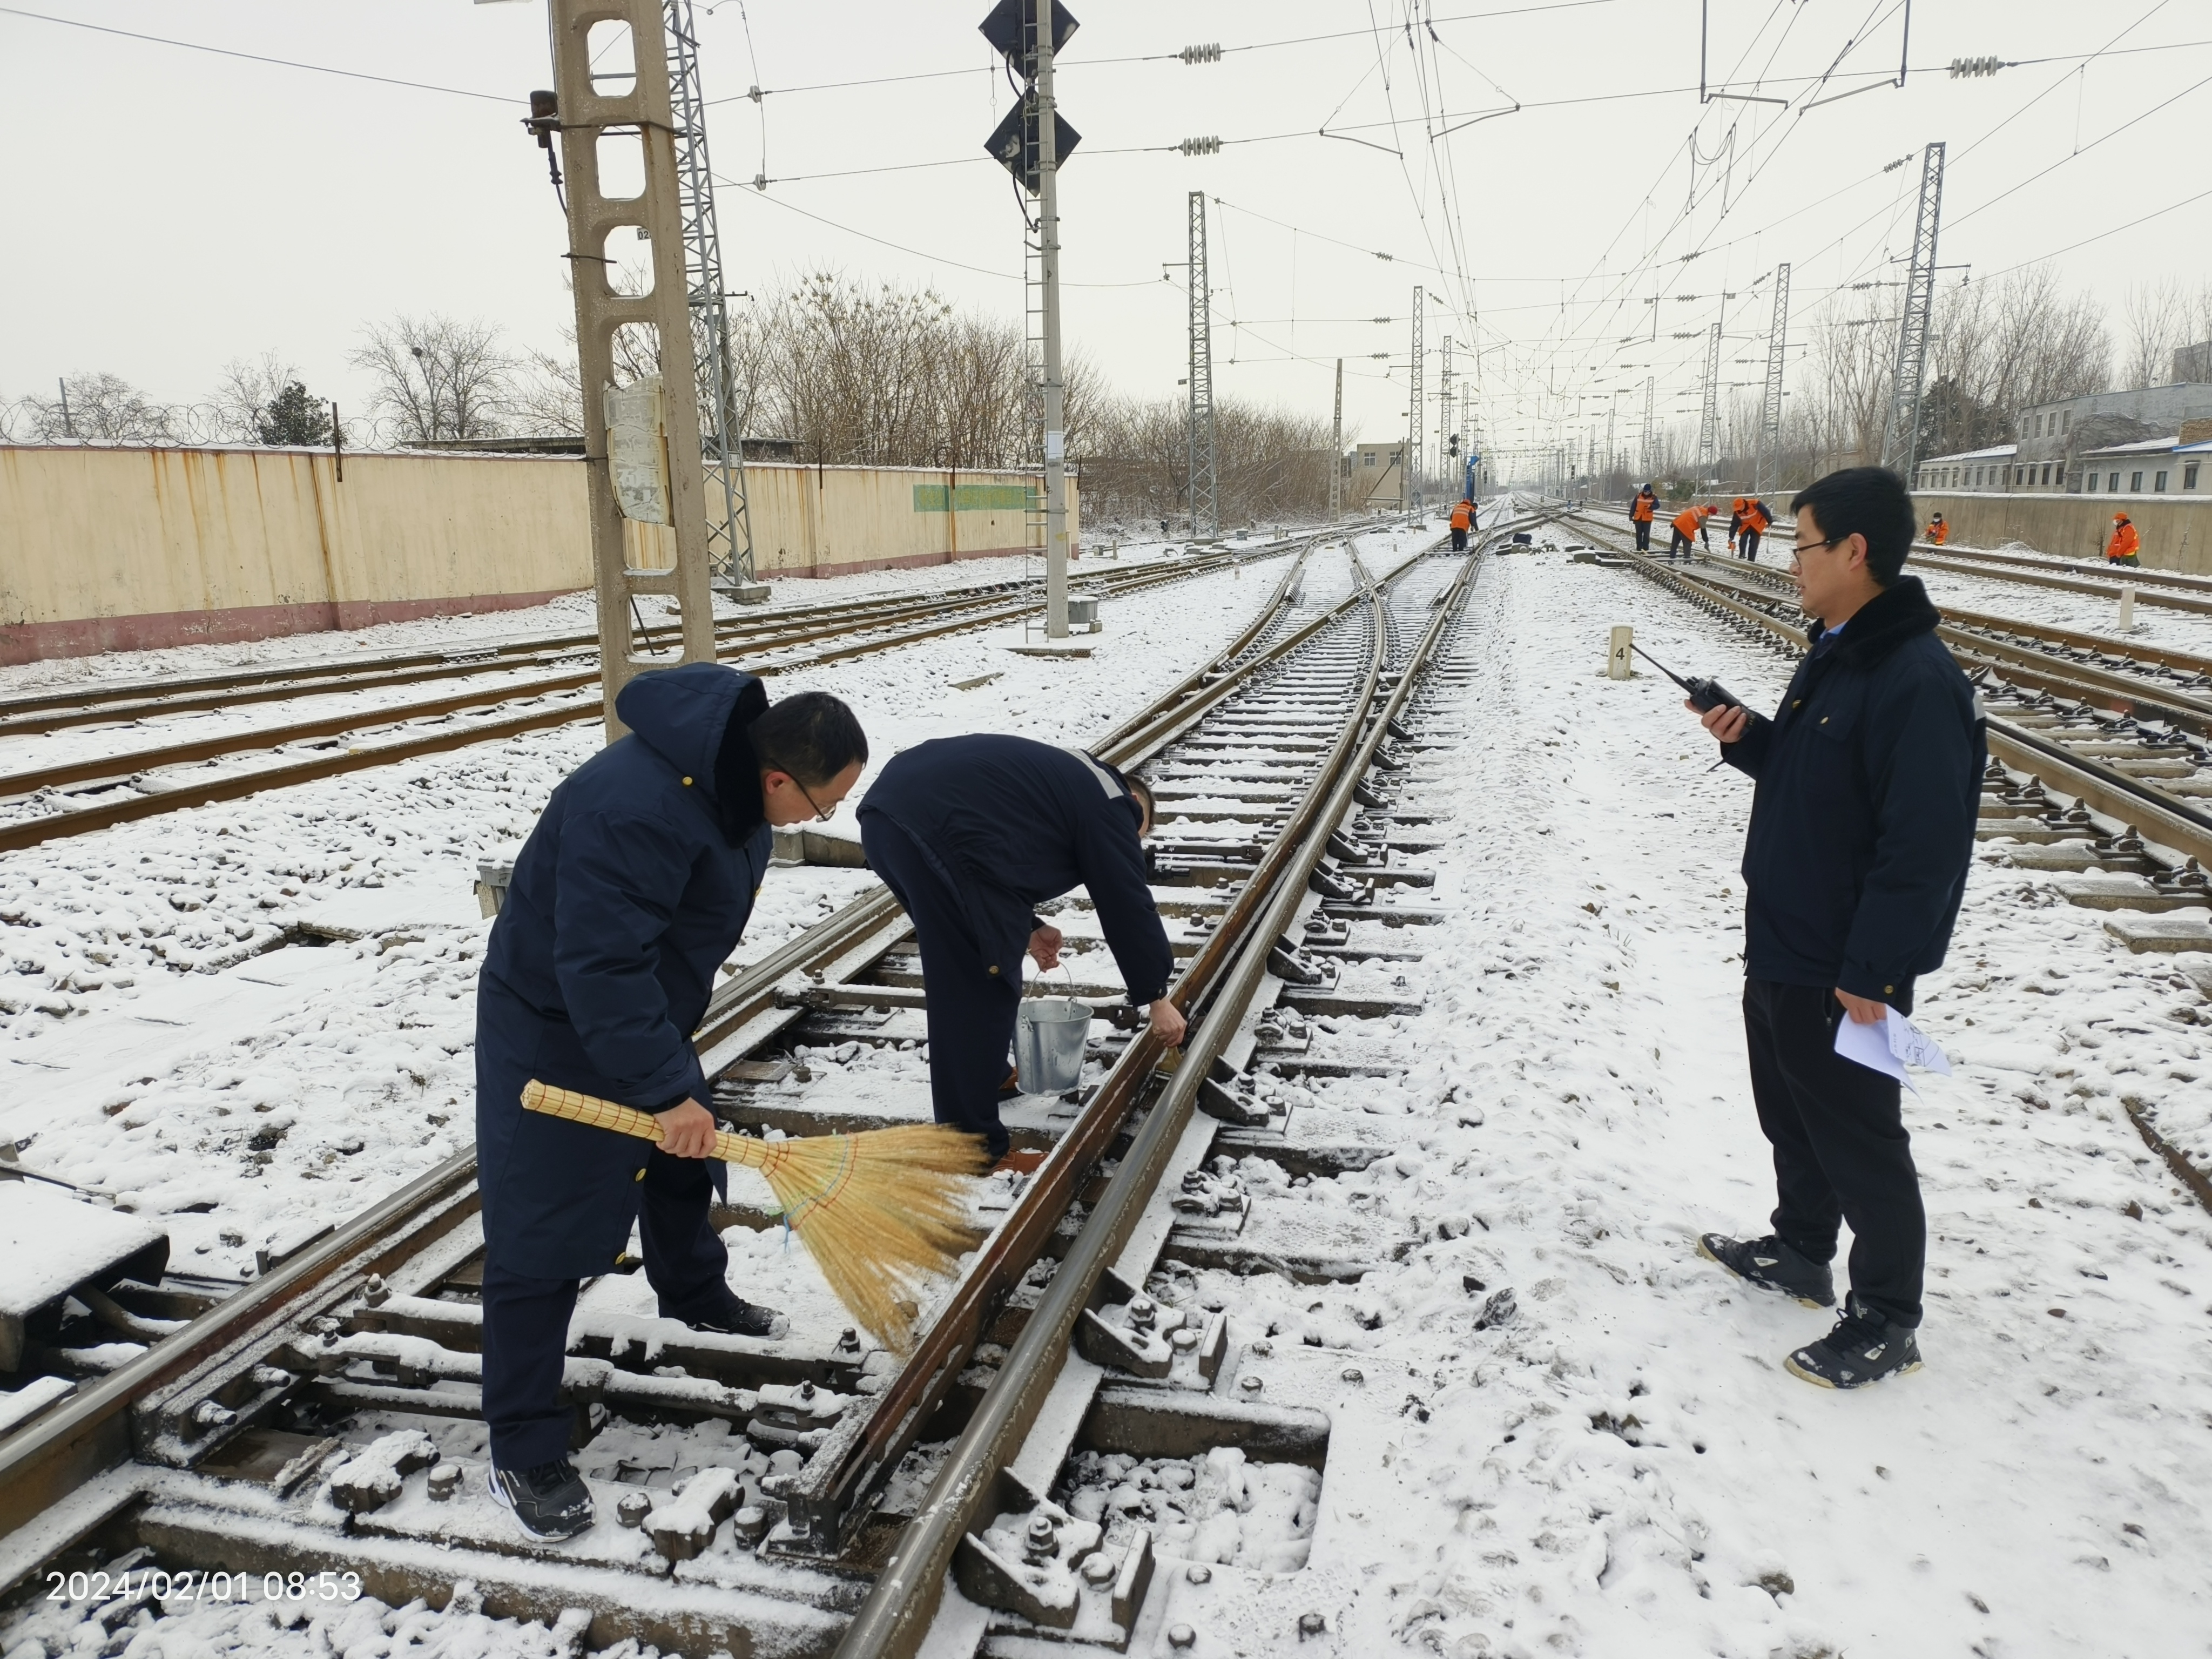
1755;261;1791;494
666;0;763;599
545;0;718;740
1604;396;1616;491
1405;286;1424;511
1881;142;1945;478
1696;320;1722;486
1329;356;1343;520
1186;190;1217;538
1438;333;1453;490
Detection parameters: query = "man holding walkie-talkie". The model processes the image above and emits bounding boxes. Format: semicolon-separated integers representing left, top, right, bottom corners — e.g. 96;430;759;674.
1685;467;1984;1390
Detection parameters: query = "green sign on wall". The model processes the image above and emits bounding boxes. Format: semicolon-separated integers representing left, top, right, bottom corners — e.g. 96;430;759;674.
913;483;1035;513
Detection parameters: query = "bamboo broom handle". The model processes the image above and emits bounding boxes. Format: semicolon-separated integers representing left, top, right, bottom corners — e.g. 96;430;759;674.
520;1079;771;1172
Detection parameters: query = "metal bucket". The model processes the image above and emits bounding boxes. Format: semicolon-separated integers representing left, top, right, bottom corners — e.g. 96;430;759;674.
1014;996;1092;1095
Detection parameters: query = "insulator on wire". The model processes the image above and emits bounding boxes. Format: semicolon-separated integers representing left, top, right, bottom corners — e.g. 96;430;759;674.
1178;136;1222;156
1179;43;1222;64
1949;55;2005;78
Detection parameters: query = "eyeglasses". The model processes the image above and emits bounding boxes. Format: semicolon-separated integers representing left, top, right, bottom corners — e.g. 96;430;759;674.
1794;535;1847;558
792;776;836;823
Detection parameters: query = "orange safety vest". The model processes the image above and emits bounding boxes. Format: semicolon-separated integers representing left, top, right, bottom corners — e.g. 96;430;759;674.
1630;492;1657;522
1744;502;1771;534
1672;507;1707;539
1450;501;1472;531
1926;520;1948;545
2108;520;2139;561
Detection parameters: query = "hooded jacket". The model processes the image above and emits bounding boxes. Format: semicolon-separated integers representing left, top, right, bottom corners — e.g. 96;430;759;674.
858;734;1174;1005
1721;576;1985;1013
475;662;773;1274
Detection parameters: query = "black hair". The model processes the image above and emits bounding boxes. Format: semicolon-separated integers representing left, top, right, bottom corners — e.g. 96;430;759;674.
1789;466;1917;586
750;690;868;787
1125;774;1156;831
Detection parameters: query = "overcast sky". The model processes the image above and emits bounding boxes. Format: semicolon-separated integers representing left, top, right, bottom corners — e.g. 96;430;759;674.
3;0;2207;468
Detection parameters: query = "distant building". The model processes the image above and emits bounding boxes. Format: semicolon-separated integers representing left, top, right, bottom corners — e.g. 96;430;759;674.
2011;385;2212;491
2078;422;2211;498
2175;341;2212;385
1348;440;1407;509
1914;442;2017;492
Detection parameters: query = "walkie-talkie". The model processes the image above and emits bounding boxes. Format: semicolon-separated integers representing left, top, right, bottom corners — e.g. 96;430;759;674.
1631;644;1742;712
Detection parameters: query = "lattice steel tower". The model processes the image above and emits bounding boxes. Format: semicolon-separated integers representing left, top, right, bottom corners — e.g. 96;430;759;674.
1405;287;1424;510
1880;142;1945;478
1695;321;1722;484
666;0;756;592
1185;191;1218;538
1755;262;1791;494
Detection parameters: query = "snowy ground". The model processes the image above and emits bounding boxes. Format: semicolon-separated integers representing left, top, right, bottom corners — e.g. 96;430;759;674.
0;526;1429;1287
21;515;2207;1659
1205;525;2212;1658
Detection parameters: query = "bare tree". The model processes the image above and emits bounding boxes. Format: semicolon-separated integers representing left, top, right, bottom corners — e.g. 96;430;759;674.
350;315;518;444
2123;278;2191;389
17;373;182;442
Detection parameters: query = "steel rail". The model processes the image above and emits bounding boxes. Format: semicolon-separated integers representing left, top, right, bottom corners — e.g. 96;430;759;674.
1615;547;2212;866
774;529;1498;1553
0;523;1378;1583
833;531;1495;1659
0;542;1305;854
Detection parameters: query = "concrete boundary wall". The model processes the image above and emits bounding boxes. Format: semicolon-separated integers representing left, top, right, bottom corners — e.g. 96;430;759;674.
0;445;1076;665
1914;490;2212;574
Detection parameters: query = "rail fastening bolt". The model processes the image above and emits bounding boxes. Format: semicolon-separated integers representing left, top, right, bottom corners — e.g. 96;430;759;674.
617;1491;652;1528
1186;1564;1212;1584
1168;1626;1197;1650
1239;1375;1264;1395
1299;1611;1327;1637
1024;1514;1058;1559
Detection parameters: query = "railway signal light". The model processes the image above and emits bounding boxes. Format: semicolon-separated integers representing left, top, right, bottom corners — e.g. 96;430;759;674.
979;1;1083;192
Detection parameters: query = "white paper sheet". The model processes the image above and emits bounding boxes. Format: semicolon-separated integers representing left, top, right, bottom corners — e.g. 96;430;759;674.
1833;1008;1953;1094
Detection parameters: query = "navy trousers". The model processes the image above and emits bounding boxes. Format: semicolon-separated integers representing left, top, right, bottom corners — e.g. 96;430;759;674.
1741;979;1925;1327
480;1148;734;1471
860;814;1021;1160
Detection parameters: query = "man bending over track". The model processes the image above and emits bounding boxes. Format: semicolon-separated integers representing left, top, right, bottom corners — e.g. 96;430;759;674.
474;666;867;1540
858;737;1185;1166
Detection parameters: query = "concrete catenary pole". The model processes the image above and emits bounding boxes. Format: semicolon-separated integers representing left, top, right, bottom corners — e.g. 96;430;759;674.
548;0;718;740
1035;6;1069;635
1405;287;1424;510
1881;142;1945;479
1330;357;1344;520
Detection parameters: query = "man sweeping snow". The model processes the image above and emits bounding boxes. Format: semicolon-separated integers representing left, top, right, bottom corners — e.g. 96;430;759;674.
473;665;867;1539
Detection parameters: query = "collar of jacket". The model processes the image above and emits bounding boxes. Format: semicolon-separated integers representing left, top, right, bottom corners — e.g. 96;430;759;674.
713;691;772;847
1804;574;1939;669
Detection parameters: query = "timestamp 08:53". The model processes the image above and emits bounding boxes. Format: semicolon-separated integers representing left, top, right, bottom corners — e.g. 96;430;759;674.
47;1568;366;1605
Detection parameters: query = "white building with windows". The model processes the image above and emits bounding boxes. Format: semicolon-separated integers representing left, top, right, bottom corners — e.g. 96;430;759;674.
2078;427;2210;499
1913;443;2017;493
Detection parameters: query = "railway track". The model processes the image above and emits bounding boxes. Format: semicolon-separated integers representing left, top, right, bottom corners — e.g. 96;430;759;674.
0;513;1510;1658
0;537;1314;855
1560;507;2212;1218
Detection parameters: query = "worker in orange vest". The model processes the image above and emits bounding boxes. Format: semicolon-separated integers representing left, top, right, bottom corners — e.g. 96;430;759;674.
1738;497;1772;562
1630;483;1659;552
1925;512;1948;546
1669;504;1715;561
2107;512;2140;567
1448;497;1473;551
1727;497;1748;555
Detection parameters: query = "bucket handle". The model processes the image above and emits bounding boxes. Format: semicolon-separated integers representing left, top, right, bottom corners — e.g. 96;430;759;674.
1028;959;1076;999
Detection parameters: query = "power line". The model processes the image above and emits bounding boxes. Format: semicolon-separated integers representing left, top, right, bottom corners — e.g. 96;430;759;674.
0;4;517;102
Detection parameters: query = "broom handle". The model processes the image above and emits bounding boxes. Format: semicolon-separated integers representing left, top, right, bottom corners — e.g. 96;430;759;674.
520;1079;768;1172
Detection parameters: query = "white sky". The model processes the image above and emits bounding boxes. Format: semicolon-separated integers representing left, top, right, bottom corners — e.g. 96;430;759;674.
3;0;2208;469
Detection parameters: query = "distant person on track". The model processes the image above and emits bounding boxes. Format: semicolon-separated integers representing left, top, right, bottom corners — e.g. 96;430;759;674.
1630;483;1659;552
1668;503;1715;560
2107;511;2140;567
1739;497;1772;562
1728;497;1749;555
858;737;1185;1168
1925;512;1948;547
1687;466;1985;1390
474;667;867;1539
1449;496;1474;551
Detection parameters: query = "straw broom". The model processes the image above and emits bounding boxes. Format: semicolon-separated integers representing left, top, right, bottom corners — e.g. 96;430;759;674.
520;1080;993;1352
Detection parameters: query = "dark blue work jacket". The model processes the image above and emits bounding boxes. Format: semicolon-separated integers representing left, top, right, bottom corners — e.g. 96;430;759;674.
858;735;1174;1004
1723;576;1985;1013
475;664;772;1276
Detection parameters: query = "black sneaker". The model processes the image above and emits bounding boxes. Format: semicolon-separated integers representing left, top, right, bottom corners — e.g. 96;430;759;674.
666;1293;788;1340
1784;1294;1923;1390
1697;1232;1836;1308
490;1458;594;1541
